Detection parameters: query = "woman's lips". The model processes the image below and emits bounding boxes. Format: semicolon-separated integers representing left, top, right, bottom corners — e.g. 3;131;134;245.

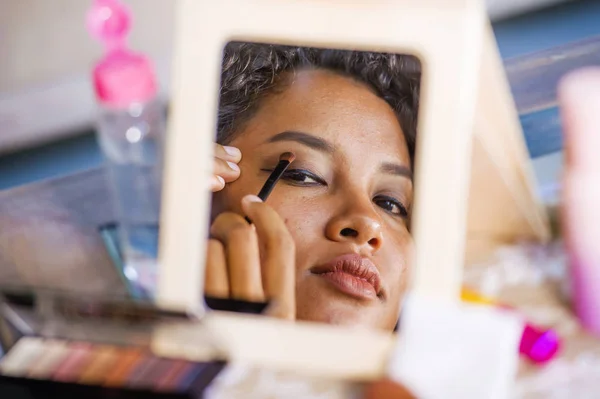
310;254;383;300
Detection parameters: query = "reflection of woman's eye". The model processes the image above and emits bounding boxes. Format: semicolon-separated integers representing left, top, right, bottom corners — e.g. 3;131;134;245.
282;169;325;186
374;195;408;218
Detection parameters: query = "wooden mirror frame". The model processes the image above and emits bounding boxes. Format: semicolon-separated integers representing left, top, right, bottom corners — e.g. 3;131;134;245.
151;0;549;381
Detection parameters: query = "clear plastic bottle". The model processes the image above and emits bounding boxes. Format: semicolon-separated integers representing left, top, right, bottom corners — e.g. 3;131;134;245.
87;0;165;298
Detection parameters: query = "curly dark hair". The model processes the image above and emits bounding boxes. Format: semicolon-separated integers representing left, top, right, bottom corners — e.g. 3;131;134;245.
217;42;421;159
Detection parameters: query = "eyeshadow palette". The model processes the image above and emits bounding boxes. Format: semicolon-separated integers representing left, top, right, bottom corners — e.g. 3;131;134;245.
0;337;225;399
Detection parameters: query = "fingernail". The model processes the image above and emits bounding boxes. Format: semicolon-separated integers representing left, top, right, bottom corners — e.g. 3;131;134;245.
223;146;241;157
227;161;240;172
212;175;225;189
242;195;262;205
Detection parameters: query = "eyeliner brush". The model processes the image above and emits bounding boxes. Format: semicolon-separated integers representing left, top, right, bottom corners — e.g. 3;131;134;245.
257;152;296;201
245;151;295;223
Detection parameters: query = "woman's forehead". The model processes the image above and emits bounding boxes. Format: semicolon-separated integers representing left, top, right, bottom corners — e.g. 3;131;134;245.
241;69;410;162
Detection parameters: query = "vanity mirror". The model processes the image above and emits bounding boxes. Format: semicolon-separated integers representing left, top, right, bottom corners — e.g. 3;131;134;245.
158;0;548;314
152;0;549;386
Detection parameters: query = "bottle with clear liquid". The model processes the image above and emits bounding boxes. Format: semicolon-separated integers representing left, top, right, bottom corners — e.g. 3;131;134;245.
88;0;165;298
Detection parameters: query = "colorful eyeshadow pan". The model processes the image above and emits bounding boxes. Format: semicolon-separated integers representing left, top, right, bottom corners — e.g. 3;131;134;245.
53;343;94;382
125;354;158;386
27;340;70;379
0;337;46;376
0;336;224;396
177;363;207;392
103;347;144;387
132;357;176;389
155;360;193;391
79;346;120;384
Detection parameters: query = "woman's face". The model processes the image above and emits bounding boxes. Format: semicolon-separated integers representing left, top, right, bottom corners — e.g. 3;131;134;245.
212;69;413;330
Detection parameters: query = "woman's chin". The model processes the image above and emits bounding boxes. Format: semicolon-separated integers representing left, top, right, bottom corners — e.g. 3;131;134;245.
295;295;392;330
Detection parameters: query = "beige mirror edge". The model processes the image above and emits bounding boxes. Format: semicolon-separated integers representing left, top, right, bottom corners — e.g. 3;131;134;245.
152;0;548;384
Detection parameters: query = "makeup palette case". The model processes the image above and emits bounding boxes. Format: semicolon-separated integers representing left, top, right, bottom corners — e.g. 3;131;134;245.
0;292;226;399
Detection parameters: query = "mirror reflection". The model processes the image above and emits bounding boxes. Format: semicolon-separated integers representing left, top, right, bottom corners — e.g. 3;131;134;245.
206;42;421;330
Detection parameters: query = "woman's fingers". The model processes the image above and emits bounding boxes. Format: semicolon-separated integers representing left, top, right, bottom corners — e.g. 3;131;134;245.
210;212;265;302
210;175;226;192
214;143;242;163
211;144;241;192
213;157;240;182
207;195;296;318
205;239;229;298
242;195;296;320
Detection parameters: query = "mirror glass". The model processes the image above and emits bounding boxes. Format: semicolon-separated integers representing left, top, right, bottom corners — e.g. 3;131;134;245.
205;41;422;331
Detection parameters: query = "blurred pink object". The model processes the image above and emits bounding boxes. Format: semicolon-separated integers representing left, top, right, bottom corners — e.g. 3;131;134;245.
87;0;157;107
559;68;600;336
519;323;561;365
462;290;561;364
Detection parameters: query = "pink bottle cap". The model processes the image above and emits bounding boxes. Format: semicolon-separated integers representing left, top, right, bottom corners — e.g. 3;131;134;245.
87;0;157;108
519;323;561;364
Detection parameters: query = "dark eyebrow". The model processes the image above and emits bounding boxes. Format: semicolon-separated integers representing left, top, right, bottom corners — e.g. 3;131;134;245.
380;162;413;180
266;131;335;154
267;131;411;179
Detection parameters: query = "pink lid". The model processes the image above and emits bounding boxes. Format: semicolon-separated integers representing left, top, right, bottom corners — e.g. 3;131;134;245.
519;323;561;364
87;0;157;107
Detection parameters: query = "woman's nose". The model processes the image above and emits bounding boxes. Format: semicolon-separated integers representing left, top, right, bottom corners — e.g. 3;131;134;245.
325;209;383;252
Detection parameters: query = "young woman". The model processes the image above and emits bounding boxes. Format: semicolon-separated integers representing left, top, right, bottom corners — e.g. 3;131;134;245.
205;42;420;331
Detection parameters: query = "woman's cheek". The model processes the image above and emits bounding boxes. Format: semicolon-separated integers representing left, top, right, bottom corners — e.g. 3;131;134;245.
271;195;323;241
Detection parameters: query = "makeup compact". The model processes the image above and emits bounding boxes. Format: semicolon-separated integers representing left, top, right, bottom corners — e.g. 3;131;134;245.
0;289;226;399
0;337;224;398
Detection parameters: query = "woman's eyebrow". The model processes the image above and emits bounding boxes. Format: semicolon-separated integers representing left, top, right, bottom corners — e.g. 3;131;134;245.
266;131;335;154
380;162;413;180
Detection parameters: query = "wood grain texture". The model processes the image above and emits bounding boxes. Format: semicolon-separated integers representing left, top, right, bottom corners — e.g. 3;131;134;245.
0;168;127;297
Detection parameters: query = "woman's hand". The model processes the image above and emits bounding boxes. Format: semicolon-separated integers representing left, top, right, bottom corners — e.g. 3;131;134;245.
204;195;296;319
211;144;242;192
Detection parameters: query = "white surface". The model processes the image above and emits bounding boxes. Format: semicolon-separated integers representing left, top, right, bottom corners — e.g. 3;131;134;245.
389;295;523;399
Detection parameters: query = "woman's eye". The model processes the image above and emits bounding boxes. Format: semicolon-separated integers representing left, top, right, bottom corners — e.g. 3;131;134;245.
374;196;408;218
281;169;324;186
